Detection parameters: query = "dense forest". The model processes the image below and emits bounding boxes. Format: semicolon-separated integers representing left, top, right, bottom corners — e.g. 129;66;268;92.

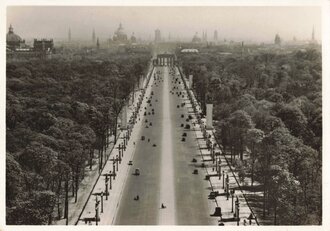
6;53;151;224
178;47;322;225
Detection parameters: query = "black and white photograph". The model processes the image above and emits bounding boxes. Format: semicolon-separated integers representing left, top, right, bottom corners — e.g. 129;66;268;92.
1;0;329;229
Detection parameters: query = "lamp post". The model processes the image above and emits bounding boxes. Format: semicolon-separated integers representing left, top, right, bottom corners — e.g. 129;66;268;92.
109;170;116;188
215;157;218;172
116;155;119;171
222;171;225;188
100;192;104;213
112;163;116;180
235;196;240;225
230;189;235;213
95;196;100;226
212;144;215;164
218;158;221;180
105;176;109;200
226;174;229;200
118;144;121;158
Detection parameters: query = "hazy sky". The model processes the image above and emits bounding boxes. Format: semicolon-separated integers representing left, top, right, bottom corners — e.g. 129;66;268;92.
7;6;321;43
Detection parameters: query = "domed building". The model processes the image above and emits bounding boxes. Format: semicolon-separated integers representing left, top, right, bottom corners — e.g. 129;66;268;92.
192;32;202;43
6;24;27;51
6;24;54;60
113;23;128;43
130;32;137;44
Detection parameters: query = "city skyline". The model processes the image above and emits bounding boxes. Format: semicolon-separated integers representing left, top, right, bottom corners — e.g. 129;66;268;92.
7;6;321;43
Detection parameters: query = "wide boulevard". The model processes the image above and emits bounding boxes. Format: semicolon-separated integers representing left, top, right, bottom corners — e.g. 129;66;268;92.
113;66;216;225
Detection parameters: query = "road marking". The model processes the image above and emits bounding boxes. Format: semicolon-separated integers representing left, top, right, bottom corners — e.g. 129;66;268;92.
159;66;176;225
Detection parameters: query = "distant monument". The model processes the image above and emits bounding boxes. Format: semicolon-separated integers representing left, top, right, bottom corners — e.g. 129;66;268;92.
274;33;281;46
214;30;218;42
113;23;128;43
310;25;317;44
6;24;26;50
202;30;208;42
68;28;71;42
92;28;96;43
96;37;100;49
155;29;161;43
192;32;201;43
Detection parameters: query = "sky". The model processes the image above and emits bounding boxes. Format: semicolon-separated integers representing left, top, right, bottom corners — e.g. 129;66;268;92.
6;6;321;43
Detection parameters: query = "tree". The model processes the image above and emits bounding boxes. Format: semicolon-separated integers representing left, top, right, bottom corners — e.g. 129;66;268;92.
246;128;264;186
276;104;308;139
7;190;56;225
6;153;23;206
229;110;253;161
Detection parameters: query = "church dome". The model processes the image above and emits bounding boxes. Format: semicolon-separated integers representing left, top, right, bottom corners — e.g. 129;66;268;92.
6;25;22;43
113;23;128;42
117;24;125;35
192;32;201;43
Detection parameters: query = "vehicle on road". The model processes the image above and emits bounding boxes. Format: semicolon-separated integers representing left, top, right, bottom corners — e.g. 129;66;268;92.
135;168;140;175
128;160;133;165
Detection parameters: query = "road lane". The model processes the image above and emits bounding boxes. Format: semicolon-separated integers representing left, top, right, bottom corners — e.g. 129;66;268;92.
159;66;176;225
114;67;164;225
169;67;217;225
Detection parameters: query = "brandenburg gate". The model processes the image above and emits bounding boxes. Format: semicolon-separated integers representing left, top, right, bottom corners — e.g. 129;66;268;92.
153;54;176;66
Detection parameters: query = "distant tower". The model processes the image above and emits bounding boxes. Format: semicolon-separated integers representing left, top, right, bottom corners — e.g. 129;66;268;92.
241;41;244;57
68;28;71;42
96;37;100;49
9;24;14;33
214;30;218;42
168;32;171;41
155;29;161;43
274;33;281;45
202;30;207;42
312;25;315;41
92;28;96;43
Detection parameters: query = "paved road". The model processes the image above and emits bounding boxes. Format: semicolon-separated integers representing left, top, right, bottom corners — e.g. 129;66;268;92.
114;66;217;225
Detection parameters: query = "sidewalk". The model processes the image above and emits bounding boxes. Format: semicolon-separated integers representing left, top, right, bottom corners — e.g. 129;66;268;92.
176;67;259;226
76;66;155;225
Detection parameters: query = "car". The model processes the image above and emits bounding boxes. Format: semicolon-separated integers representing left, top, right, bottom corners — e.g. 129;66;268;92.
128;160;133;165
141;136;145;140
135;168;140;175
